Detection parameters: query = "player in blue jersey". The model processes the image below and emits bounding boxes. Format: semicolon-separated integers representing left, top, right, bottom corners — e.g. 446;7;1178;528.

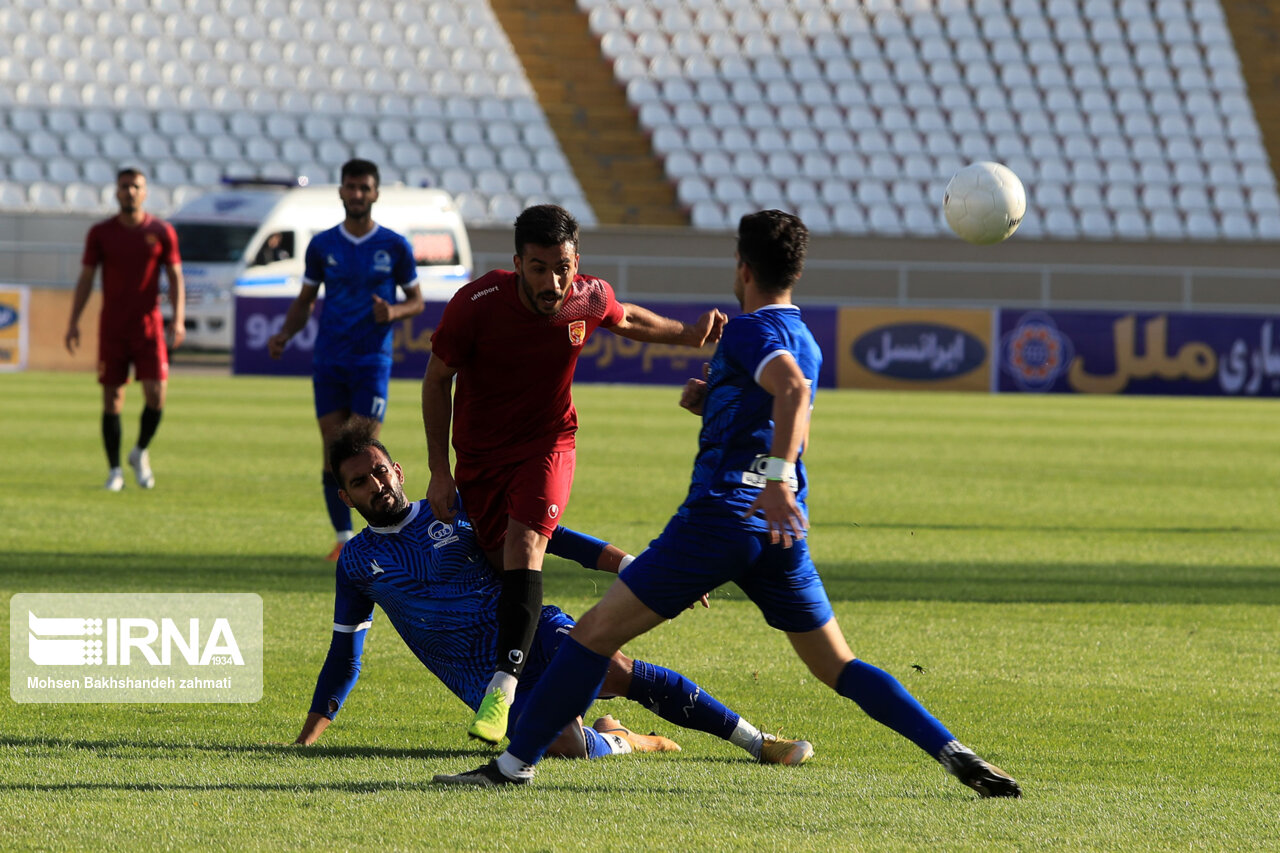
294;428;816;766
435;211;1022;797
268;159;424;561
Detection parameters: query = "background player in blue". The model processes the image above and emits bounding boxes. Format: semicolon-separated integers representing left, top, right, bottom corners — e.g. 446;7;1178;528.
268;159;424;561
294;428;816;766
436;211;1022;797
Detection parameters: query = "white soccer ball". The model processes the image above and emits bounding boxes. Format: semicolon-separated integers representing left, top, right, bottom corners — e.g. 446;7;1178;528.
942;162;1027;245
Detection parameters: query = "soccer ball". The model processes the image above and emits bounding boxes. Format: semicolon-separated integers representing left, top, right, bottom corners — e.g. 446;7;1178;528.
942;162;1027;245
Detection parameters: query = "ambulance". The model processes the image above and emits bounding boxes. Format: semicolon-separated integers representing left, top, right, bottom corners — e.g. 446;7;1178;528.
168;179;472;349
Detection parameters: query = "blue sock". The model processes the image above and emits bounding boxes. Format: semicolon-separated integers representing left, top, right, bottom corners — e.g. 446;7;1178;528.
837;659;954;757
582;726;612;759
626;659;739;740
506;636;611;766
322;471;351;535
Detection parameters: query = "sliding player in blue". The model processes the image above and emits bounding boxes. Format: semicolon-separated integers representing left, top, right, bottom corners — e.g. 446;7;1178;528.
293;428;813;766
434;210;1021;797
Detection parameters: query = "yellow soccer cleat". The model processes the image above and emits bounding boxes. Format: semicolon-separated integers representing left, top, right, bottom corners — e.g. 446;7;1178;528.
758;734;814;766
592;715;681;753
468;688;511;744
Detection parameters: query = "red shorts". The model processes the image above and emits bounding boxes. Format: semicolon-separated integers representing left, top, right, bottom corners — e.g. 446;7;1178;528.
98;313;168;386
456;450;576;554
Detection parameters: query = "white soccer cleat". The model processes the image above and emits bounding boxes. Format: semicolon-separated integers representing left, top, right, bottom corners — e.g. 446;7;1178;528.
104;467;124;492
127;447;154;489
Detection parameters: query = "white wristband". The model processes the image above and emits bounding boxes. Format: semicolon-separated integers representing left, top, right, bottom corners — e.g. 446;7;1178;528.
760;456;796;482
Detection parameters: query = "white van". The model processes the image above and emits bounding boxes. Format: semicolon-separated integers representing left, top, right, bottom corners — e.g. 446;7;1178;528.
168;181;472;349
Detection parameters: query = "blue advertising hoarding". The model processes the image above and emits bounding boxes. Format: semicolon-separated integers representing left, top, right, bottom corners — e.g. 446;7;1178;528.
234;294;839;388
998;308;1280;397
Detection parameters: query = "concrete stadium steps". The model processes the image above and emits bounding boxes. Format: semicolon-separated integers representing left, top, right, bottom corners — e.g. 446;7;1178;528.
1221;1;1280;189
489;0;686;226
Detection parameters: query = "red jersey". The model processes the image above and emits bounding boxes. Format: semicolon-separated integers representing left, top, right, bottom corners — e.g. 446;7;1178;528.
431;269;625;466
82;214;180;331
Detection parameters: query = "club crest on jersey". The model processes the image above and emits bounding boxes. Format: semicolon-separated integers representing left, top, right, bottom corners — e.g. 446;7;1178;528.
373;250;392;272
427;520;459;549
567;320;586;346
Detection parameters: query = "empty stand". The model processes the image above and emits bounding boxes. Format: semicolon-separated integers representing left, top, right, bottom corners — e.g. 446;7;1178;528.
584;0;1280;241
0;0;594;225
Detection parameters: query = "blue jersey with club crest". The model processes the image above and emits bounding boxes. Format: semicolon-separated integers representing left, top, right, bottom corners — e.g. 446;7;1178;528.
680;304;821;531
325;500;501;710
303;223;417;367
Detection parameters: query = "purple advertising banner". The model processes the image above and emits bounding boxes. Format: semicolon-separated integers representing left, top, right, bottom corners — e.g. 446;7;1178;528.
234;295;839;387
998;308;1280;396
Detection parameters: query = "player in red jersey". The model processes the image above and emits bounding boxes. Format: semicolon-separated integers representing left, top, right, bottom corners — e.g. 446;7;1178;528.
65;168;185;491
423;204;726;744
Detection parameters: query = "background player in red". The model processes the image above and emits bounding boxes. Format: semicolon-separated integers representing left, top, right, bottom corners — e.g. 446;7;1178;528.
422;204;727;744
65;168;185;492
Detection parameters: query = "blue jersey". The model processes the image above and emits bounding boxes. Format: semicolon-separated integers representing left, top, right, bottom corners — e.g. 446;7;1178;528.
331;500;502;709
312;502;608;718
303;223;418;367
680;304;822;531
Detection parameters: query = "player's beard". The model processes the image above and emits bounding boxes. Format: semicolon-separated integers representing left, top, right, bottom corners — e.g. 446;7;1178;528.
518;272;568;316
343;198;373;223
361;485;411;527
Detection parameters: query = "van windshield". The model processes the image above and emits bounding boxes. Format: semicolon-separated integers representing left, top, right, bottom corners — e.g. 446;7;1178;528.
173;223;259;264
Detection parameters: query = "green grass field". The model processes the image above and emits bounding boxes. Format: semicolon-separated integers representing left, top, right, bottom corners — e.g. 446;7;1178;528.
2;371;1278;851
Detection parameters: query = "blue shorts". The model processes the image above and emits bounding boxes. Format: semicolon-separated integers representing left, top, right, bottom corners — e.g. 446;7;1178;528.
619;513;835;634
312;361;391;421
511;605;576;721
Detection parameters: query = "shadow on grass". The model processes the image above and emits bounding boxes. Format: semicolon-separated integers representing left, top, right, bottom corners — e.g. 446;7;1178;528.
0;734;756;766
3;549;1278;605
0;734;472;761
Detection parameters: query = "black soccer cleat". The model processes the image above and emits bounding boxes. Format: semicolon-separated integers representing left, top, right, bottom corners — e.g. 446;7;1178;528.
432;760;527;788
939;747;1022;798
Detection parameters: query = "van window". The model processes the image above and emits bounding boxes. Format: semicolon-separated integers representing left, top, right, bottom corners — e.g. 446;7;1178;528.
250;231;294;267
173;223;259;263
407;229;460;266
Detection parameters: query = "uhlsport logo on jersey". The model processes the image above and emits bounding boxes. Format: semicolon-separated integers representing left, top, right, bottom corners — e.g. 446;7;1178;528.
567;320;587;346
11;593;263;703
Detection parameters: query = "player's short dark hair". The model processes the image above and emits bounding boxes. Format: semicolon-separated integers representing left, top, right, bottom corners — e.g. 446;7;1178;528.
328;424;392;488
514;204;579;256
116;168;145;183
737;210;808;295
340;158;380;188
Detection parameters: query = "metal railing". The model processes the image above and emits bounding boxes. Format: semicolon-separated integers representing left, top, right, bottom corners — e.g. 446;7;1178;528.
475;251;1280;314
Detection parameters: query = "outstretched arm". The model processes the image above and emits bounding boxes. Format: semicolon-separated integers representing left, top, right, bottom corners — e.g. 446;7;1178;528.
548;526;629;573
295;625;368;745
610;303;727;348
548;527;709;607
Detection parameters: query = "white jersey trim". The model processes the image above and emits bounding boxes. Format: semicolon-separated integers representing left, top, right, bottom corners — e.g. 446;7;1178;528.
368;500;422;535
339;223;382;244
333;620;372;633
754;349;791;386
